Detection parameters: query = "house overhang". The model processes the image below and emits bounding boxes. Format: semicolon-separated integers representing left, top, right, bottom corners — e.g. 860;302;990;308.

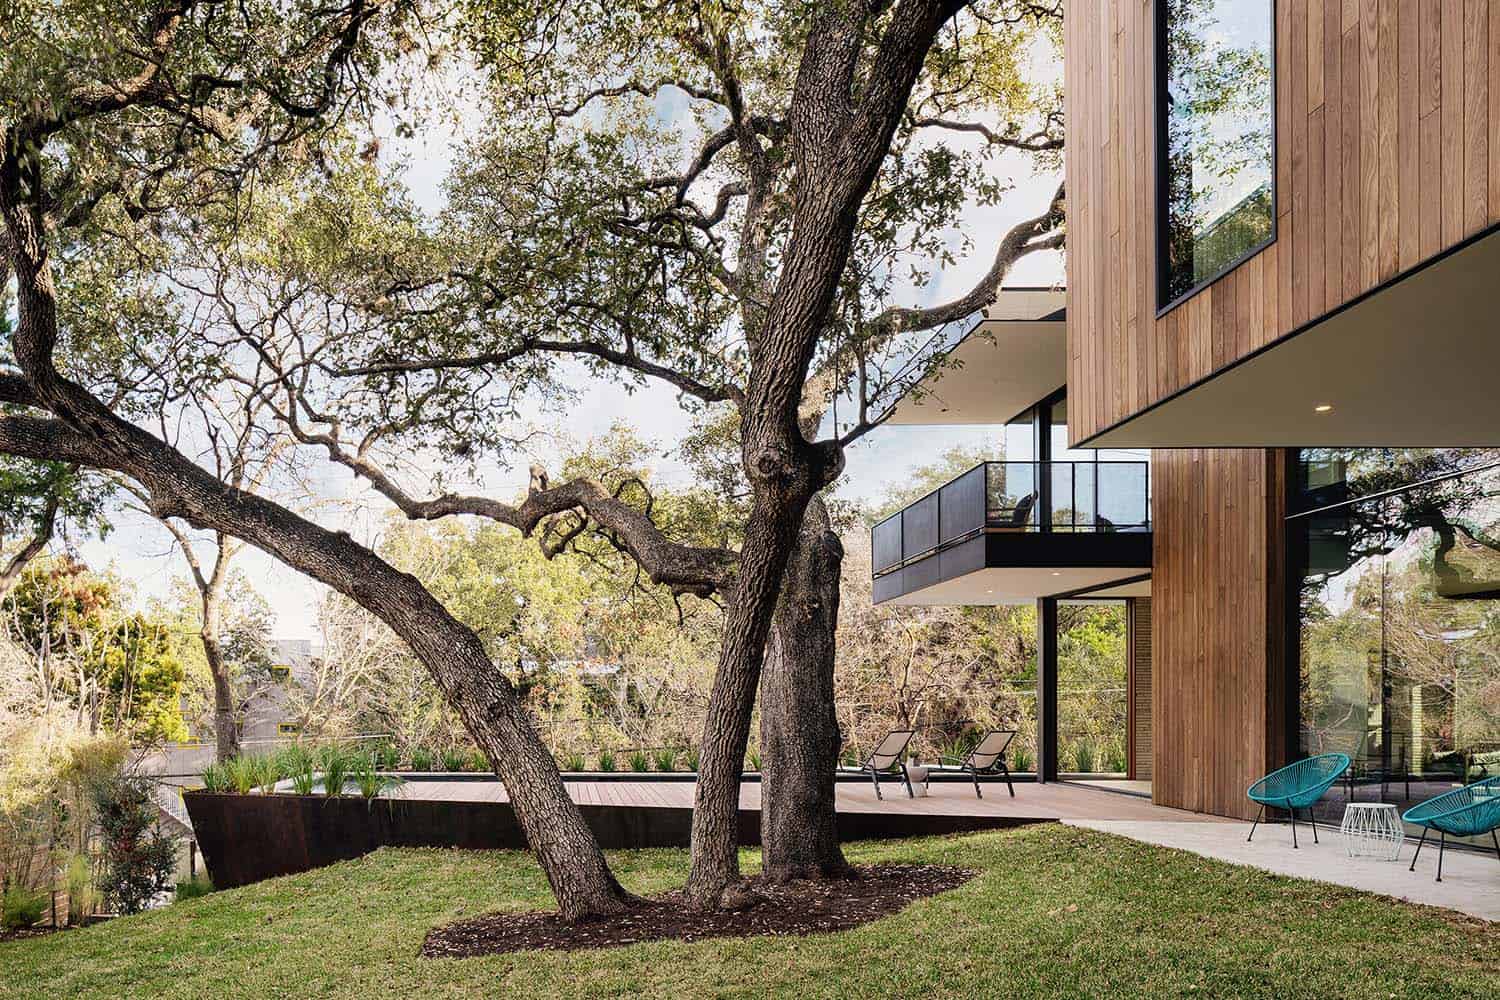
882;288;1067;426
872;531;1152;606
1082;225;1500;449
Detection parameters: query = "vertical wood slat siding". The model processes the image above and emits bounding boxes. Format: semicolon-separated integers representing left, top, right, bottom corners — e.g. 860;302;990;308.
1129;597;1154;782
1150;450;1287;819
1065;0;1500;443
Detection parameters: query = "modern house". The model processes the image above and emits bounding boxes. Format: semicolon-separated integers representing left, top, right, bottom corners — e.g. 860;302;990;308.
877;1;1500;844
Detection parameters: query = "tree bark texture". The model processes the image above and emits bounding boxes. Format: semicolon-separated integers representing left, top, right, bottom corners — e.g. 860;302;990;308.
759;493;848;882
199;585;241;762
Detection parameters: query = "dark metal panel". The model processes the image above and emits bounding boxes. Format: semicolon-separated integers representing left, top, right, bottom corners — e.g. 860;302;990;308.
938;464;986;543
902;493;939;560
872;569;906;604
871;515;904;574
938;533;987;579
903;551;942;592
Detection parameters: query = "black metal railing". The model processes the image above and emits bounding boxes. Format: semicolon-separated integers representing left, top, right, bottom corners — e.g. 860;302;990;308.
871;461;1151;577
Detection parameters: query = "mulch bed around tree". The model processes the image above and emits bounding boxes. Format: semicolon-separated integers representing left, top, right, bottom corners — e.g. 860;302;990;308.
420;864;976;958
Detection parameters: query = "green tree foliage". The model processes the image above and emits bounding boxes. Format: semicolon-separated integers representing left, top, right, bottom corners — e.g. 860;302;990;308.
4;559;189;743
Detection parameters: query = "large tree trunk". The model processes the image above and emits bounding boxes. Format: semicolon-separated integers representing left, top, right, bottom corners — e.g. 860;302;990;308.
686;483;813;908
759;493;848;882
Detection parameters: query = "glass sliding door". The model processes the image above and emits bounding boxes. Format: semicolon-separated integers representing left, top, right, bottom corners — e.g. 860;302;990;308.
1291;450;1500;844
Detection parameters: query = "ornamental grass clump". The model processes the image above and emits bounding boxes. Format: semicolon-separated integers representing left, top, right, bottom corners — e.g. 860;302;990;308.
653;749;677;773
561;752;586;772
684;747;701;772
199;760;232;793
289;763;317;796
1072;738;1097;774
409;748;433;772
318;746;351;797
596;750;616;772
353;756;403;801
439;747;466;773
628;750;651;773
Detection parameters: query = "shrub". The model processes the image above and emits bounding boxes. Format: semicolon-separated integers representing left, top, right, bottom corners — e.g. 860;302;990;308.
2;885;48;930
174;875;214;901
628;750;651;773
684;747;701;772
468;748;490;773
596;750;617;772
438;747;466;773
653;748;678;773
561;752;586;772
91;774;178;915
409;747;433;772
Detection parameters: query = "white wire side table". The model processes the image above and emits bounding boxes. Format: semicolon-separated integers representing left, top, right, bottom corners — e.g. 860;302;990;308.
1339;802;1405;861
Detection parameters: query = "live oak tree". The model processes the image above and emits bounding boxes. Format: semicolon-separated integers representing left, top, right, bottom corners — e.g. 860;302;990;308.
0;0;638;920
283;0;1066;901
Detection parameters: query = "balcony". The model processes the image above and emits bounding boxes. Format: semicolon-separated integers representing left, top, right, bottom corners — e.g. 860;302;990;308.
871;461;1153;605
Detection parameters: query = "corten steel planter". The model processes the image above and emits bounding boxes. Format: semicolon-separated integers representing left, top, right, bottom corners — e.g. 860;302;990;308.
184;783;1032;889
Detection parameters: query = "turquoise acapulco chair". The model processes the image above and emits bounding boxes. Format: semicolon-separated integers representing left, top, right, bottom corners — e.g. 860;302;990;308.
1403;774;1500;882
1246;753;1350;848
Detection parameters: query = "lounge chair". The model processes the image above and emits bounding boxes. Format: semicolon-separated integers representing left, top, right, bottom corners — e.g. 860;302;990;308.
1246;753;1350;848
927;729;1017;798
1404;775;1500;882
848;730;917;800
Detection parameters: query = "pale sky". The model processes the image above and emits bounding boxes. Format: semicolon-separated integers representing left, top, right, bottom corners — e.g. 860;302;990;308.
75;50;1066;640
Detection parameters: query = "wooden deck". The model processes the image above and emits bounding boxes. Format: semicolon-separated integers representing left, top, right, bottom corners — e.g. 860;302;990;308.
394;777;1228;825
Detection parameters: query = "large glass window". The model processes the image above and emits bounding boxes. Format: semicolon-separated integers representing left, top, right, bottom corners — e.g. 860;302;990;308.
1158;0;1275;308
1292;452;1500;844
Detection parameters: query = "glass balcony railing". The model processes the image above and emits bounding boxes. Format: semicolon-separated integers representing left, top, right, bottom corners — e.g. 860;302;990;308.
871;461;1151;577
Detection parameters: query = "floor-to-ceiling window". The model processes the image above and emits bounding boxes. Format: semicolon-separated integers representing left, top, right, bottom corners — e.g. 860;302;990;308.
1290;449;1500;843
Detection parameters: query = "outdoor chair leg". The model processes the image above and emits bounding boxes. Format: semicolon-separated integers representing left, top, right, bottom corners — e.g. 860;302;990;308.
1409;827;1428;872
1436;830;1447;883
900;763;914;799
1000;760;1015;798
1308;809;1319;845
1491;829;1500;864
1247;804;1264;843
971;766;982;799
870;769;883;801
1289;807;1299;849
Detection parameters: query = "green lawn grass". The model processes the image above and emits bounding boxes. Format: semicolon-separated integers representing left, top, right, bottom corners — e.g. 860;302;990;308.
2;824;1494;999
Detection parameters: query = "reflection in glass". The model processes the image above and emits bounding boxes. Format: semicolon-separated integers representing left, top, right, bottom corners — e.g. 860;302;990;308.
1295;458;1500;845
1160;0;1274;305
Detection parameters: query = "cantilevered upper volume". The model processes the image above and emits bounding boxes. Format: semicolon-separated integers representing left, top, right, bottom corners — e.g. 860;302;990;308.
1081;226;1500;449
878;287;1066;427
870;458;1151;606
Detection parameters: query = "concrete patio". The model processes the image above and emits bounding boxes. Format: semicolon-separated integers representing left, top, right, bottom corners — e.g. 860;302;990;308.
1068;818;1500;922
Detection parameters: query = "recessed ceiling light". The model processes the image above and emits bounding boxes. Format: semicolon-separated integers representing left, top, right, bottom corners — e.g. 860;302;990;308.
1051;571;1062;576
1314;403;1333;413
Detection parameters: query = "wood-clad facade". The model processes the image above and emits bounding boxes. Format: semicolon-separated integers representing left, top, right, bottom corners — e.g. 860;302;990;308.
1148;450;1288;819
1064;0;1500;443
1062;2;1500;818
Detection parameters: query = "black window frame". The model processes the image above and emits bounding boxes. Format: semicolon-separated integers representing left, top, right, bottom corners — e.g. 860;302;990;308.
1155;0;1279;316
